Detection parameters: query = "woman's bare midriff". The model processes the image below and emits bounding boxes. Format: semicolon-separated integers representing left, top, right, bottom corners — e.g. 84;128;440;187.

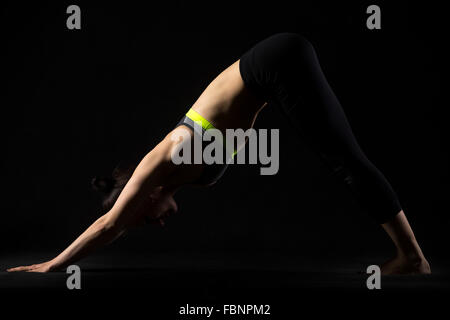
190;60;266;133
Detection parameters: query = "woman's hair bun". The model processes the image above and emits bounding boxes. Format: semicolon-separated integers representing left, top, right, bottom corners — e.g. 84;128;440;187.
91;164;136;211
91;176;116;193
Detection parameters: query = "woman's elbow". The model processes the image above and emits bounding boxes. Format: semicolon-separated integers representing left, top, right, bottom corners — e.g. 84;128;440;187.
97;215;124;237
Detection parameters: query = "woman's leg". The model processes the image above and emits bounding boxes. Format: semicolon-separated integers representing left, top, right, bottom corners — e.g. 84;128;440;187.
381;211;430;274
243;33;430;274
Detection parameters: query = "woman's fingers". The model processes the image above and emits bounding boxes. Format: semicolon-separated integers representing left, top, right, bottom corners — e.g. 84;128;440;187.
7;266;25;272
7;265;33;272
7;262;52;273
7;263;46;272
6;267;19;272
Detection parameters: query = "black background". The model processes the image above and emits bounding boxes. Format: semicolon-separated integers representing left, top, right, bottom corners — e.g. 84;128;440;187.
1;0;448;303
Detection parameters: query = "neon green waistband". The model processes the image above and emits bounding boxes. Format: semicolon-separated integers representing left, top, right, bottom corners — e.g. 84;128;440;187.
185;108;238;158
185;109;215;130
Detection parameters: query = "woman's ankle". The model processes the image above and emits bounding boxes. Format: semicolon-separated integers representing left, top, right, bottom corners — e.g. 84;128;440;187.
397;249;426;264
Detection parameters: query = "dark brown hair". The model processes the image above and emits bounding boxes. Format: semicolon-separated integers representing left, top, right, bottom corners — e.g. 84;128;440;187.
91;164;135;211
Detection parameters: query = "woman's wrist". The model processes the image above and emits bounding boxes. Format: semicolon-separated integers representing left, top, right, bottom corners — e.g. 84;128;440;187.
48;257;64;272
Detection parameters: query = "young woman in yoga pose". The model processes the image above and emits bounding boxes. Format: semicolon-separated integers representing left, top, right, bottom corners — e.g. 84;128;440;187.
7;33;430;275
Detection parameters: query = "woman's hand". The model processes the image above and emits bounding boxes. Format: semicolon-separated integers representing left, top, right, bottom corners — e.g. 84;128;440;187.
7;260;57;273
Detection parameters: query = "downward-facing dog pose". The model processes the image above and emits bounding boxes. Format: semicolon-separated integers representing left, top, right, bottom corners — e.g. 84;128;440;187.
8;33;430;275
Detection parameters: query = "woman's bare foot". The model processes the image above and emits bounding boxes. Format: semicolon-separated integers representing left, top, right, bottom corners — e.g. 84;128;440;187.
381;255;431;275
380;210;431;275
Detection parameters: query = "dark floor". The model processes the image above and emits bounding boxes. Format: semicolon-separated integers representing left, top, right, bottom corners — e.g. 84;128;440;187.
1;251;449;317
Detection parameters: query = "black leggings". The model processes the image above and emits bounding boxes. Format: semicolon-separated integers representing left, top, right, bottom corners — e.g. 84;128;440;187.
239;33;401;224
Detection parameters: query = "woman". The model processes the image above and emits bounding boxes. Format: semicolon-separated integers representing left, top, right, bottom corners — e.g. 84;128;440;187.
7;33;430;275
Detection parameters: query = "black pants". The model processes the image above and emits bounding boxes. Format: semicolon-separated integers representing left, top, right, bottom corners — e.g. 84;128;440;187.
239;33;401;224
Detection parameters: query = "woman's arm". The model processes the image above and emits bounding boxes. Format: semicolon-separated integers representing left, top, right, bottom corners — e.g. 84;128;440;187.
7;133;179;273
6;215;124;272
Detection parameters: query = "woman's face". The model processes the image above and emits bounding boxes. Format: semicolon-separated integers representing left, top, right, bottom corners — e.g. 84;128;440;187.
143;186;178;226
